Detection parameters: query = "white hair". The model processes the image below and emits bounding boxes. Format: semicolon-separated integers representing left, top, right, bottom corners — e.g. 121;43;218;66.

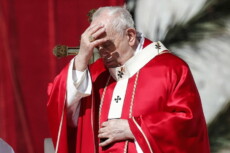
92;6;135;35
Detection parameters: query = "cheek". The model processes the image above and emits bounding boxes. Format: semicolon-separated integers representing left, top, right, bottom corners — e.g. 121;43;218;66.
109;44;116;52
112;52;120;59
116;44;127;56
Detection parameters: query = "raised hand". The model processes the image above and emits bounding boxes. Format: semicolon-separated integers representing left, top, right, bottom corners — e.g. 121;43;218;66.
74;24;107;71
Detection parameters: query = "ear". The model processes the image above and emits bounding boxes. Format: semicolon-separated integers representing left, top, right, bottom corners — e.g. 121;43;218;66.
126;28;137;46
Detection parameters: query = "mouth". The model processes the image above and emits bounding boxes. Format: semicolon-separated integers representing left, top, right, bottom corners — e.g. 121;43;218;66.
101;52;120;68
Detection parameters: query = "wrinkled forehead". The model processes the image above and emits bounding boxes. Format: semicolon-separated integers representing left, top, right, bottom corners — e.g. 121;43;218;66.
91;9;111;23
91;12;111;28
91;14;116;38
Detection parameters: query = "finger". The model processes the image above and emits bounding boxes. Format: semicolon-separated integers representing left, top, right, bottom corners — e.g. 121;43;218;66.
88;24;104;36
91;37;108;48
98;132;107;138
99;138;113;147
101;121;108;127
81;24;104;42
98;127;106;134
91;27;106;40
85;23;102;33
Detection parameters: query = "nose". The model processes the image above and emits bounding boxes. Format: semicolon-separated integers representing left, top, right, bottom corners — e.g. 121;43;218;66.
98;46;110;57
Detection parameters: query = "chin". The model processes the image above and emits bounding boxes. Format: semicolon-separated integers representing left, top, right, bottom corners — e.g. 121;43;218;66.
105;64;117;69
104;62;120;68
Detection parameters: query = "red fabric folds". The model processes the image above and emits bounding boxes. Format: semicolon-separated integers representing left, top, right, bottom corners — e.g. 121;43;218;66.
128;54;210;153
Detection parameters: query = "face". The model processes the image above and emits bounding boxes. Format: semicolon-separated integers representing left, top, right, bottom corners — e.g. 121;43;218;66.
91;13;135;68
97;31;130;68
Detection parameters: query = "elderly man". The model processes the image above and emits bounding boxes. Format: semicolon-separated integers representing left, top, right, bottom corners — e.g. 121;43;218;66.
47;6;210;153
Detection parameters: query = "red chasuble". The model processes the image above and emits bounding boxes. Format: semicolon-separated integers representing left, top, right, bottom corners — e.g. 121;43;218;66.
47;39;210;153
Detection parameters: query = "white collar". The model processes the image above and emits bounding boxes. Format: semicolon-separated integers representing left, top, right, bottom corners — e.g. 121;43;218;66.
109;37;168;81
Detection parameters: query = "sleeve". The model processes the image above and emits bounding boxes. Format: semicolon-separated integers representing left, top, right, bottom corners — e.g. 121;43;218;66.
128;63;210;153
66;58;92;126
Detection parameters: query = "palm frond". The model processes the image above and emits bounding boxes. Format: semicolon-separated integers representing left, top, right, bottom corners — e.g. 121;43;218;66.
163;0;230;47
208;102;230;152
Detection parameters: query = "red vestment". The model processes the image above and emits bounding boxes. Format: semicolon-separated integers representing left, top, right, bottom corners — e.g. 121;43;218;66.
47;39;210;153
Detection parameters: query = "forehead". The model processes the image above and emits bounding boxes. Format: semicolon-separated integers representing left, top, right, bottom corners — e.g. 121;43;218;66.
92;10;110;23
91;18;116;39
91;13;111;29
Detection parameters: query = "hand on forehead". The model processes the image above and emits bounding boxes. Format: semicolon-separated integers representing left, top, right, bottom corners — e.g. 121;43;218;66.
86;23;106;41
90;13;113;35
89;22;115;42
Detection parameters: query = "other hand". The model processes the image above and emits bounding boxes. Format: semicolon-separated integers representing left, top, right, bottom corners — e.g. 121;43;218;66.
98;119;134;147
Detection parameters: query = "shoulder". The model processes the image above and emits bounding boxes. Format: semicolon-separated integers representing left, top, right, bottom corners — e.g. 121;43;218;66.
145;52;191;78
142;38;189;69
153;52;189;69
